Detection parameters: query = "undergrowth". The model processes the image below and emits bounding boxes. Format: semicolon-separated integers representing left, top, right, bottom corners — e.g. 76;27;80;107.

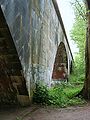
33;83;50;105
33;82;86;107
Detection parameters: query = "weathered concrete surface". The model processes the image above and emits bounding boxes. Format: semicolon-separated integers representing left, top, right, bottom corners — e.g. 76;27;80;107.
0;0;73;104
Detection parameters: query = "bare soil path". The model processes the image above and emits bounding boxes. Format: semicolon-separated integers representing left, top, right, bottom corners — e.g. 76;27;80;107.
0;103;90;120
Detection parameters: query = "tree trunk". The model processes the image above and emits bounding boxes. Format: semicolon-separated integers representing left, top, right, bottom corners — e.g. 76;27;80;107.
82;2;90;99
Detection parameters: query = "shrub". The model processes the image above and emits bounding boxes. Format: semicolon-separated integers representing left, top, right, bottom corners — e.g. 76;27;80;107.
33;83;50;105
49;84;69;107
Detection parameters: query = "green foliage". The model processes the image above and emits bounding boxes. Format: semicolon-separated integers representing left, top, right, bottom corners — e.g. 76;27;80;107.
67;97;85;106
69;55;85;84
71;2;86;48
49;85;68;107
33;83;85;107
33;83;50;105
70;1;86;83
70;4;86;55
71;0;86;21
63;84;83;98
69;55;85;83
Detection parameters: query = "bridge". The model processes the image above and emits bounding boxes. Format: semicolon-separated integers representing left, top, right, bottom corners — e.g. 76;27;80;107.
0;0;73;105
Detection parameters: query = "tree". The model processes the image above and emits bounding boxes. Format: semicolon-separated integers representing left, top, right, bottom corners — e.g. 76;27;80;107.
70;1;86;83
71;0;90;99
81;0;90;99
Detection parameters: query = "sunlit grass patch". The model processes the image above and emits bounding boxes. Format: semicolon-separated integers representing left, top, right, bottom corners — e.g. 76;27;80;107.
63;84;83;98
33;82;86;107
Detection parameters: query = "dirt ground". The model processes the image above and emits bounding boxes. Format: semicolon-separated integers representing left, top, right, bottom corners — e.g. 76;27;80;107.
0;103;90;120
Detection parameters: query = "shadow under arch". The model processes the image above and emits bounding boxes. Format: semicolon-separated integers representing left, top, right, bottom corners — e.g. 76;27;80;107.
52;42;68;81
0;6;29;105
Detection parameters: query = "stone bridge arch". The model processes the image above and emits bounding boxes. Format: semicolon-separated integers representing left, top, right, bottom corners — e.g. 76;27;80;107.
52;42;68;81
0;0;73;105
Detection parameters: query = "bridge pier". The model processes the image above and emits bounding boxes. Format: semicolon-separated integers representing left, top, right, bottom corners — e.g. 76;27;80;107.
0;0;73;105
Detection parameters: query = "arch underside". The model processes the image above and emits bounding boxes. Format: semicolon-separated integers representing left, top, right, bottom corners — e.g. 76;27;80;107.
0;7;28;105
52;42;68;81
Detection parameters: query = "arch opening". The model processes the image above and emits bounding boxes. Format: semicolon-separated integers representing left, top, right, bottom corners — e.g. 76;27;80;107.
52;42;68;82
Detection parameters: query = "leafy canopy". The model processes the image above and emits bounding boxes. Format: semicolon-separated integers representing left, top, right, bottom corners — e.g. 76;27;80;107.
70;0;86;82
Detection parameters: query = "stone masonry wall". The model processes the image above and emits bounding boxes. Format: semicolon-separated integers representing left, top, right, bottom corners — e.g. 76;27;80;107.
0;0;73;98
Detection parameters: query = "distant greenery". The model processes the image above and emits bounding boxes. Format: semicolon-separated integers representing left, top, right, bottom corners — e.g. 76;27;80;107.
33;83;86;107
69;55;85;83
70;0;86;83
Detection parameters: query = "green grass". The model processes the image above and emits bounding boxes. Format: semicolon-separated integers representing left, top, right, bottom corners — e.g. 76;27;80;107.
63;84;86;106
63;84;83;98
48;83;85;107
33;82;86;107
